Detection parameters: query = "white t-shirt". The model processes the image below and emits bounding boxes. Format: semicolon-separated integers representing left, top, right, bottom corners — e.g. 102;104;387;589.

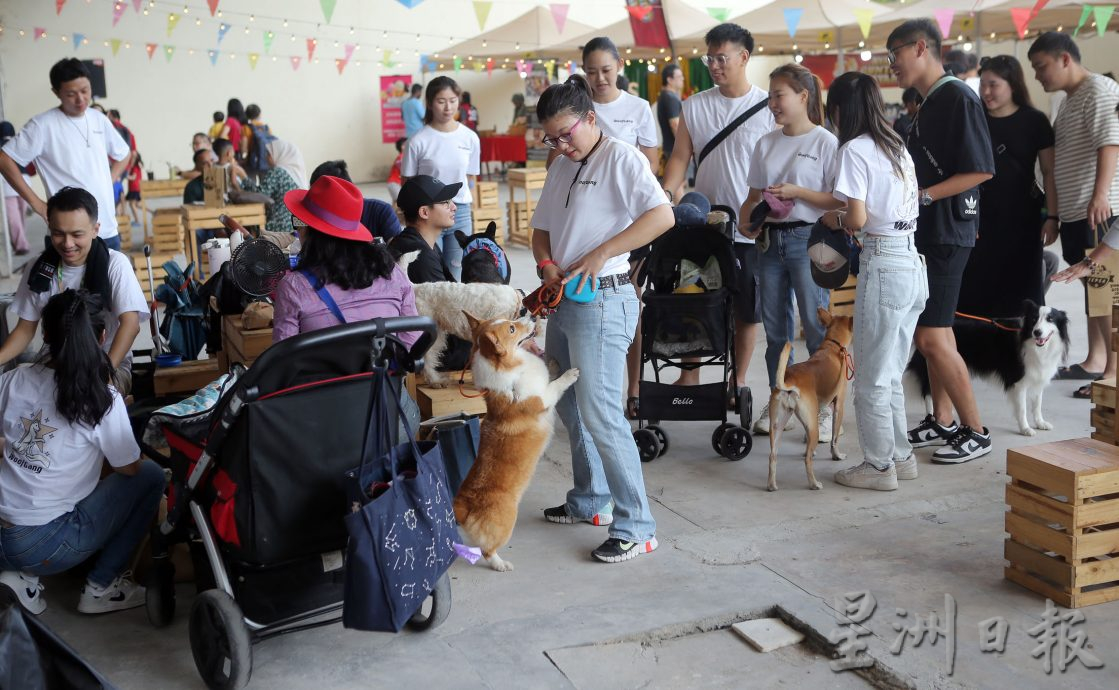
12;249;149;365
1;108;129;240
531;136;668;277
682;85;776;243
2;172;33;199
965;76;981;95
0;365;138;526
832;134;919;237
746;126;839;225
400;123;481;205
594;91;659;149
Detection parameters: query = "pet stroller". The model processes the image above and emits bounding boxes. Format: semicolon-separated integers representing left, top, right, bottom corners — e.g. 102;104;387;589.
632;206;753;461
140;317;450;690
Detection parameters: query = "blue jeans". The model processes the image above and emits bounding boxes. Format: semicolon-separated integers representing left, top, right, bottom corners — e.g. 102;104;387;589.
441;203;471;281
102;234;122;252
546;282;656;543
852;235;929;470
0;460;165;587
758;226;830;388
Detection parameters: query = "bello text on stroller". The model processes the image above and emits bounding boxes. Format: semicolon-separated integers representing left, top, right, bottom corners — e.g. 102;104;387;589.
672;397;694;405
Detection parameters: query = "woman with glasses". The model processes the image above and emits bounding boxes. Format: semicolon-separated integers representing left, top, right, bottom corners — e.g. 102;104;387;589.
400;76;480;281
956;55;1056;320
531;75;673;563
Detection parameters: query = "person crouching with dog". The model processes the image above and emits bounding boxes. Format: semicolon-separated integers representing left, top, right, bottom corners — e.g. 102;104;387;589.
532;75;674;563
820;73;928;491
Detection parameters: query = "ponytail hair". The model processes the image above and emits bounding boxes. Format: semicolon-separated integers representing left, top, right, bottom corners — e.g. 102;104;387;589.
582;36;621;64
769;63;825;126
826;72;907;178
39;289;114;427
536;74;594;123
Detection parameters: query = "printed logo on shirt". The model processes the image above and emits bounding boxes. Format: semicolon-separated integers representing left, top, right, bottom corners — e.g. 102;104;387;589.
457;144;473;152
577;180;598;186
964;195;978;214
7;409;58;474
612;119;635;125
796;152;819;162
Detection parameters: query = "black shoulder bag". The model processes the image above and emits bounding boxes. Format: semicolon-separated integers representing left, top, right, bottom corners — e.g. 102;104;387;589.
694;99;769;172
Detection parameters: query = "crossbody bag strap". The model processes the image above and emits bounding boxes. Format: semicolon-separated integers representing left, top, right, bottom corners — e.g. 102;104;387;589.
300;269;347;324
695;99;768;171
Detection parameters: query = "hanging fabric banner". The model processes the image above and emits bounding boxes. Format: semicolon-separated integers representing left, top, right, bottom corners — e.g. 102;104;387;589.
207;0;220;17
145;43;157;60
263;31;274;52
344;43;356;61
626;0;671;48
550;4;569;33
474;1;493;30
320;0;337;23
853;9;874;39
167;13;180;37
1074;5;1092;36
934;9;954;39
164;46;175;63
33;28;46;41
208;49;219;65
1011;7;1033;39
72;33;85;49
110;39;122;56
783;8;803;37
112;2;127;27
291;56;301;71
217;23;231;43
307;38;317;61
1095;5;1115;36
248;53;260;70
56;0;67;15
707;8;729;23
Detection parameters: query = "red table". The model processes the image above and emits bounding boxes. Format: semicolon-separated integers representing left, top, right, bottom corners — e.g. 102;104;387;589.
480;135;528;177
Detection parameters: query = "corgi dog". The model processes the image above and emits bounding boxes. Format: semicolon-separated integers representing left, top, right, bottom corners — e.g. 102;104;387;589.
454;313;578;572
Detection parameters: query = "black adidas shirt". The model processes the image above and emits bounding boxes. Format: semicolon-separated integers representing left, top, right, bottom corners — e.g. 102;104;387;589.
907;76;995;248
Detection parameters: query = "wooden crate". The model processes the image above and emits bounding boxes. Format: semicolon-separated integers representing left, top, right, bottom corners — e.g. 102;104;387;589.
153;357;221;396
132;251;180;301
507;201;532;246
221;314;272;367
1092;378;1117;444
475;180;500;209
828;274;857;317
1004;438;1119;608
415;381;487;420
116;214;133;250
471;206;505;243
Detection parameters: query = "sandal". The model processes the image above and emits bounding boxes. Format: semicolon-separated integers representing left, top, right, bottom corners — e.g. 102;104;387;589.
1056;363;1103;380
1073;383;1095;400
625;396;640;420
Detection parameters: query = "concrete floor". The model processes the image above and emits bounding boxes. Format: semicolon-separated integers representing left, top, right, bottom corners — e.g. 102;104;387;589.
6;185;1119;689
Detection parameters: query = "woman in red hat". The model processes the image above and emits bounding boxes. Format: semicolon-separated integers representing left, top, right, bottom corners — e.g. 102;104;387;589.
271;175;419;345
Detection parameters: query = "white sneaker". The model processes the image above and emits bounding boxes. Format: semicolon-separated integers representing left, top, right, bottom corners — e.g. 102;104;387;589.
77;575;145;614
834;461;898;491
752;402;795;435
895;454;918;480
0;570;46;615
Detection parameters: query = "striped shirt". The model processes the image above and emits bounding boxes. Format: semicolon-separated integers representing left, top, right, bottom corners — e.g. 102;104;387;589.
1053;73;1119;222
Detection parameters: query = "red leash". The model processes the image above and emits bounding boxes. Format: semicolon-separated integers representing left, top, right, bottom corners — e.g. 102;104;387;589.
954;311;1020;333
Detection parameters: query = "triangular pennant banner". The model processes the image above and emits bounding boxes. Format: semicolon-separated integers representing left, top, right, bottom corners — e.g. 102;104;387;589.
291;56;301;71
550;4;569;33
131;0;141;12
336;58;348;74
248;53;260;70
164;45;175;62
307;38;317;61
934;9;954;39
783;8;803;38
1031;0;1050;20
397;0;426;7
454;56;463;72
707;8;729;23
72;33;84;49
487;57;495;76
381;49;396;68
319;0;337;23
56;0;67;16
167;13;180;37
853;9;874;40
627;5;653;21
217;23;230;43
112;2;126;27
1011;7;1033;39
208;49;219;66
110;39;122;56
1074;5;1092;36
1094;5;1115;36
34;28;46;41
145;43;158;60
207;0;220;17
474;1;493;30
263;31;274;52
818;30;834;44
344;43;356;61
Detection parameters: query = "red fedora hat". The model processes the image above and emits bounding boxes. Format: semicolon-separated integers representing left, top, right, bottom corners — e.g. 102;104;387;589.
284;175;372;242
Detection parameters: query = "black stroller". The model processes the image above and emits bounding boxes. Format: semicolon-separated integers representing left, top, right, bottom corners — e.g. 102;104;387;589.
141;317;450;690
632;206;753;461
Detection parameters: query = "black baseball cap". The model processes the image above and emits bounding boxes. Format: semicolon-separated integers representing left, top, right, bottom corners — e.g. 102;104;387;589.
397;175;462;217
807;221;853;290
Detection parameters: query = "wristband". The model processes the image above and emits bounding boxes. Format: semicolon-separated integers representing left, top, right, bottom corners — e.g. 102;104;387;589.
536;259;558;279
663;188;674;203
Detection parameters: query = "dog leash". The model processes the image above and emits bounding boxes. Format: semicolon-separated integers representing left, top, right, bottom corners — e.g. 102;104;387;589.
522;278;564;318
457;343;486;399
826;337;855;381
954;311;1020;333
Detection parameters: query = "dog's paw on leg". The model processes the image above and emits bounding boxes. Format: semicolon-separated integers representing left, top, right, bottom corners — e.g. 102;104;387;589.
1019;425;1037;437
767;481;778;492
1034;419;1052;431
810;480;822;490
487;554;514;572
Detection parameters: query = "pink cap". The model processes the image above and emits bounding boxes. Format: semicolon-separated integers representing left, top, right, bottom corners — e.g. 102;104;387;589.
763;191;795;220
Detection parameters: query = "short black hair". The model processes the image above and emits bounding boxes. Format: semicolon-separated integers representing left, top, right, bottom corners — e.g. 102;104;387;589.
395;137;407;153
47;186;98;223
461;91;472;105
887;19;942;59
705;23;754;53
212;138;233;159
661;63;681;86
1028;31;1081;63
193;148;213;166
245;103;261;120
310;160;351;184
49;58;90;91
108;108;121;120
902;87;923;105
411;83;423;96
213;111;225;123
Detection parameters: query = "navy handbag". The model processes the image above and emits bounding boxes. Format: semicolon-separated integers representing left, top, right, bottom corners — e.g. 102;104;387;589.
342;363;458;632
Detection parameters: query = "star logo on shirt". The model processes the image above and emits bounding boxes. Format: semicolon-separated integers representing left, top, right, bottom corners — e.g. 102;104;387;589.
11;409;57;467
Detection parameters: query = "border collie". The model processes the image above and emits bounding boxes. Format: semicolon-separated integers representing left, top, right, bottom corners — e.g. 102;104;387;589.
907;300;1069;436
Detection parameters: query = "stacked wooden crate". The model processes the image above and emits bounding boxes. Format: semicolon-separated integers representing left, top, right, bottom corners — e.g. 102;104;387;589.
828;275;857;317
505;168;546;246
1089;305;1119;443
471;180;504;242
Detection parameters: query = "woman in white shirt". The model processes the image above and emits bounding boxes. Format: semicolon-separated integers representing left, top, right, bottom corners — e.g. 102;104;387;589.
822;72;928;492
400;76;481;281
740;63;842;434
531;75;673;563
0;289;164;615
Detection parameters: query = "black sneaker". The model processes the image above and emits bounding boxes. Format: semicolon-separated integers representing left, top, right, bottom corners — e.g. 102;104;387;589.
907;414;959;448
591;537;658;563
931;426;992;464
544;504;612;526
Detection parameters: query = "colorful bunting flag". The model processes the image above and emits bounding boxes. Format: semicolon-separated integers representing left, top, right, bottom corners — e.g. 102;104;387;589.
33;28;46;41
853;9;874;40
335;58;348;74
291;56;302;71
131;0;141;12
627;5;653;22
248;53;260;70
217;23;230;43
783;8;803;38
263;31;274;52
72;33;84;49
1030;0;1050;20
208;49;219;65
381;49;396;68
1095;5;1116;36
707;8;729;23
934;9;954;39
344;43;355;61
167;13;180;37
397;0;426;7
818;29;834;44
569;59;577;74
453;56;463;72
487;57;495;76
56;0;67;15
164;45;175;62
112;2;126;27
1011;7;1032;39
474;1;493;30
110;39;122;56
550;4;569;33
1074;5;1092;36
320;0;337;23
307;38;317;61
207;0;220;17
145;43;157;60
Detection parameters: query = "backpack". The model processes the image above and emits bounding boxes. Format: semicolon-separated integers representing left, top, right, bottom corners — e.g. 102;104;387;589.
246;122;275;173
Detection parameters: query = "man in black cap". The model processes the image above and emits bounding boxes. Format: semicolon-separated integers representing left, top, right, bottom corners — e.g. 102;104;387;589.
390;175;462;284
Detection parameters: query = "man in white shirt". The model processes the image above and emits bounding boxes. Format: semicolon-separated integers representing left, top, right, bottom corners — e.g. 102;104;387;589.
0;187;148;395
0;58;131;250
661;23;776;393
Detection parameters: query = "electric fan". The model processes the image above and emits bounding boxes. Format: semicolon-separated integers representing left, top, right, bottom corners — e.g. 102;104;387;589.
228;238;289;298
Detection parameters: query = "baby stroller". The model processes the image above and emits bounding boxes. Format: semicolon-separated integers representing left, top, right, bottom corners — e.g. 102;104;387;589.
141;317;449;690
632;206;753;461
